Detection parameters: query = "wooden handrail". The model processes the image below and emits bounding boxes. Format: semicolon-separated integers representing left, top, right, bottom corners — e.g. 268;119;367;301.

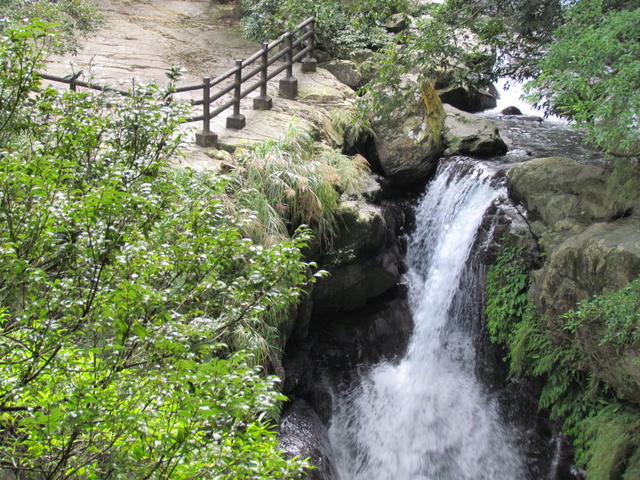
37;17;317;148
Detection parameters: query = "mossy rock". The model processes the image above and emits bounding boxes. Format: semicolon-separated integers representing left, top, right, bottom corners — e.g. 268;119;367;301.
442;104;507;156
369;75;445;186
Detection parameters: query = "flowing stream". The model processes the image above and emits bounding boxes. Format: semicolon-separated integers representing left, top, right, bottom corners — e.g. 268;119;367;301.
328;160;523;479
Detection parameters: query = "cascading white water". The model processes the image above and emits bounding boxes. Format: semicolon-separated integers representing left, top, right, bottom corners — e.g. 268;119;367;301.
329;160;523;480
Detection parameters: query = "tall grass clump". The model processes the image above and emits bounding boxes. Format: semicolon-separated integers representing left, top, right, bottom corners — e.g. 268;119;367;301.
233;122;370;246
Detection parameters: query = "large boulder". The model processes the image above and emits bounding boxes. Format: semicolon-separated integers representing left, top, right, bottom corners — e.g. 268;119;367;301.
443;104;507;156
438;85;497;112
321;60;365;91
369;75;445;186
530;218;640;320
507;157;640;403
507;156;624;251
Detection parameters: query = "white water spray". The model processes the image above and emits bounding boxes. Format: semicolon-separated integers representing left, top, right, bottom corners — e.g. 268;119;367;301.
329;161;523;480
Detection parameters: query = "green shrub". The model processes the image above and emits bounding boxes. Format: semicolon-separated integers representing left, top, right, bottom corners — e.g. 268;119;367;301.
0;24;312;479
240;0;408;59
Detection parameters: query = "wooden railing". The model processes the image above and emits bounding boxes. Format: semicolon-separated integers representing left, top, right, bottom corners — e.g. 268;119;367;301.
38;17;317;148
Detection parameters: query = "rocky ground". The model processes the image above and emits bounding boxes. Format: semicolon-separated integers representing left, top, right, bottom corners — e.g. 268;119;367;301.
45;0;257;87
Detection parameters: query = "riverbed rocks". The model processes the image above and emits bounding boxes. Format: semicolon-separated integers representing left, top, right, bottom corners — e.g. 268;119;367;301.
369;75;445;186
442;104;508;156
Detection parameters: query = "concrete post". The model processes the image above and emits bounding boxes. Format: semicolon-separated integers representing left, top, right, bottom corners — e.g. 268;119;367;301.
279;33;298;99
227;60;246;129
195;77;218;147
254;43;273;110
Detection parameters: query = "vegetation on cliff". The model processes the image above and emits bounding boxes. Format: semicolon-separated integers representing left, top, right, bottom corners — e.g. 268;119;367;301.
486;241;640;479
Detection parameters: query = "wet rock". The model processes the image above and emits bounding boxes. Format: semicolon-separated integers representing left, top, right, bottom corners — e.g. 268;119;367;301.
501;106;522;115
443;104;508;156
438;85;497;112
279;399;341;480
369;75;445;186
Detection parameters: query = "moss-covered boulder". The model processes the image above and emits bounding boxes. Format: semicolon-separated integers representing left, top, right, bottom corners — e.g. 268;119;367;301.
506;156;640;404
442;104;507;156
530;218;640;319
507;156;624;251
312;200;403;314
369;75;445;186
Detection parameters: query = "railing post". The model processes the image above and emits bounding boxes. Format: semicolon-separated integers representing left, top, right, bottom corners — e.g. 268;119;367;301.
254;43;273;110
301;19;317;73
195;77;218;147
227;60;246;129
278;32;298;99
69;72;82;91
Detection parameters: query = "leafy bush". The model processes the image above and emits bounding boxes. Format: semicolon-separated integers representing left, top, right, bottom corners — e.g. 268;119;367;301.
0;24;312;479
0;0;102;54
525;0;640;156
564;276;640;347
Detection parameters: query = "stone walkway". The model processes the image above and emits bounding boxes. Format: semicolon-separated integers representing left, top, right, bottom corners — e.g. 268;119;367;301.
45;0;258;87
44;0;354;171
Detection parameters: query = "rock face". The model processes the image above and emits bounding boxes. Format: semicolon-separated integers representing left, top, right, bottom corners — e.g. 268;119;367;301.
312;199;404;314
507;156;623;251
278;399;342;480
530;219;640;319
507;156;640;403
443;104;508;156
369;76;445;186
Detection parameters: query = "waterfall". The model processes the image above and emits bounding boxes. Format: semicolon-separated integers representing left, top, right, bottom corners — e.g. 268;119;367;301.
328;160;523;480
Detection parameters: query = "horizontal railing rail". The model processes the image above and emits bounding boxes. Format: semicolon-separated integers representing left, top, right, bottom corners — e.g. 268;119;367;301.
37;17;317;148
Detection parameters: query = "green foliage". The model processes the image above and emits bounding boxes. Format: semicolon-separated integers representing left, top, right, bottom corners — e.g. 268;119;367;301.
327;106;373;149
0;24;312;479
0;21;52;142
0;0;102;54
240;0;408;58
564;276;640;347
576;405;640;480
525;0;640;156
484;245;529;347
